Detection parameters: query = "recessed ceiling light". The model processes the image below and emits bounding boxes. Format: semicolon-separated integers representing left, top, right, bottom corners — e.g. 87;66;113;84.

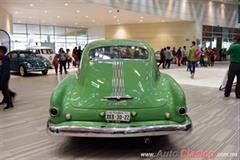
140;16;144;19
57;16;60;19
85;15;89;18
29;3;34;7
64;3;68;6
44;10;48;14
108;10;113;13
76;10;80;13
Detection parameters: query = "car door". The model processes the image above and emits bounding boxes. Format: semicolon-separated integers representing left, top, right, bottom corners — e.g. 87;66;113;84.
8;51;19;71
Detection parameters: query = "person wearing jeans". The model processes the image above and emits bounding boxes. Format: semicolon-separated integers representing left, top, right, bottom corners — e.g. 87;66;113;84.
187;41;198;79
58;48;67;74
224;36;240;98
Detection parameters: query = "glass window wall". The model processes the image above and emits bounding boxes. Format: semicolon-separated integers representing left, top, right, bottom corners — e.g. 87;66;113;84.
12;23;88;52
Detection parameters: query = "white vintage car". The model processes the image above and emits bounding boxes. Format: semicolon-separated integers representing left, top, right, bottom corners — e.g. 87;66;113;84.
27;46;55;68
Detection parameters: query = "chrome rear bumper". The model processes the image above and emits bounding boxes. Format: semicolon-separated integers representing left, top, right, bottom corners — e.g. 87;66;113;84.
47;119;192;138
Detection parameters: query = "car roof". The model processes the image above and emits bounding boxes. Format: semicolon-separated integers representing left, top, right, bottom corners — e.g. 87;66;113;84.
9;50;34;53
26;46;52;50
85;39;151;50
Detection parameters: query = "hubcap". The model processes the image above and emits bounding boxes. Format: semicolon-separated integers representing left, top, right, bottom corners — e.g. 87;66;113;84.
20;66;25;76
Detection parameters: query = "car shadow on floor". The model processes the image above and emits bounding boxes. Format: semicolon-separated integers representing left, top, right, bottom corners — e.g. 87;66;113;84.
11;71;48;77
55;136;178;159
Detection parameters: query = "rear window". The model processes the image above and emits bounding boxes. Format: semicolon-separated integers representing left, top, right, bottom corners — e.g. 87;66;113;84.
89;46;148;61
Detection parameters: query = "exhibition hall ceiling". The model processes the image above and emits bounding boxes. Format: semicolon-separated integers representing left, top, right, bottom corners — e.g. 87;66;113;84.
0;0;237;27
0;0;180;27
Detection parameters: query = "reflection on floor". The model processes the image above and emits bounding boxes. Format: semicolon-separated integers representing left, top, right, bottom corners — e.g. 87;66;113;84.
0;63;239;160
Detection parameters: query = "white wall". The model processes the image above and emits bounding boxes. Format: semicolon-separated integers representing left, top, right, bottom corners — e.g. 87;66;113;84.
87;26;105;43
105;21;196;51
0;6;12;34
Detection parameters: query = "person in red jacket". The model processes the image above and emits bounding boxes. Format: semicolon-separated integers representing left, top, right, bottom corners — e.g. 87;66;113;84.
210;48;216;66
52;53;59;75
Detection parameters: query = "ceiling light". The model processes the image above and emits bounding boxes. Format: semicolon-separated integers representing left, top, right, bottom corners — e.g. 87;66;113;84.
76;10;80;13
140;16;144;19
44;10;48;14
29;3;34;7
108;10;113;13
85;15;89;18
116;19;120;22
139;19;143;22
14;11;19;14
57;16;60;19
64;3;68;6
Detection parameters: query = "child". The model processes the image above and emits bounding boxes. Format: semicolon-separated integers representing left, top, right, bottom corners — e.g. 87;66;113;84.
52;54;59;75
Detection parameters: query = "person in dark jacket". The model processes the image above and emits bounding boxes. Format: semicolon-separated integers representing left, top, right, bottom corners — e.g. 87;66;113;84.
224;36;240;98
0;46;16;110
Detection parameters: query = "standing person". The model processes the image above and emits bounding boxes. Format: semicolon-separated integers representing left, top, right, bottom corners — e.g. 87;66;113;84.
66;49;72;69
52;53;59;75
72;47;78;67
224;36;240;98
176;47;182;66
203;48;209;67
158;48;166;68
77;46;83;67
182;46;187;65
0;46;16;110
187;41;198;79
199;48;205;67
172;47;176;64
164;46;173;69
210;48;216;66
58;48;67;74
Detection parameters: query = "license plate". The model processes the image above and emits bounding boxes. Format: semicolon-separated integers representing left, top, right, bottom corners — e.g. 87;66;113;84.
105;111;131;122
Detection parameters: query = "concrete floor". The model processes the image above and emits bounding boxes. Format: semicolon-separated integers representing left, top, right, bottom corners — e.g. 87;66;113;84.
0;63;239;160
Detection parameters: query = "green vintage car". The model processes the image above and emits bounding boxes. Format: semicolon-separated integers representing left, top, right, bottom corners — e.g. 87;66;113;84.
47;40;192;137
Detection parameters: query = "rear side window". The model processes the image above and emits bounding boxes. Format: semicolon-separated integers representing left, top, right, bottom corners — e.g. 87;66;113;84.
41;49;48;54
89;46;148;61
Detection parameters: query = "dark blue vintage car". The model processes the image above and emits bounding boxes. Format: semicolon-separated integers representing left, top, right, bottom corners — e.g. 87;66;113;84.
7;50;51;76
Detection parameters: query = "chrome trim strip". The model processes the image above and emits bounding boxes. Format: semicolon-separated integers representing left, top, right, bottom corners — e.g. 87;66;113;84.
104;95;133;100
47;118;192;138
110;61;127;98
112;61;117;96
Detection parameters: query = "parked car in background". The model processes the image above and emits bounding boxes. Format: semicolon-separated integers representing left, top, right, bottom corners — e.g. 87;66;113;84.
47;39;192;138
26;46;55;68
7;50;50;76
